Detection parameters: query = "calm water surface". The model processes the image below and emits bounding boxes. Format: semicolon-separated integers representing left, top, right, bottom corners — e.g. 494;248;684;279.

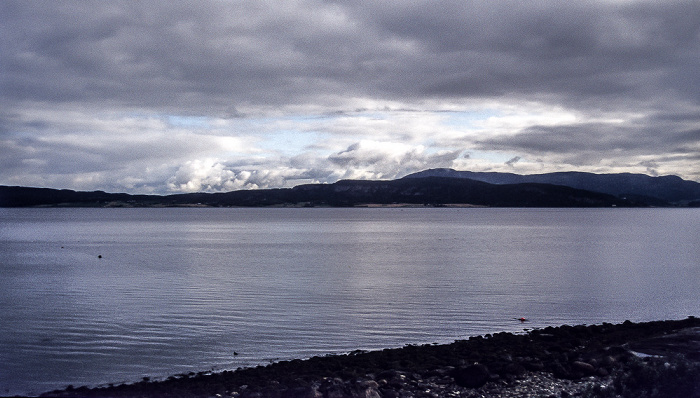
0;208;698;395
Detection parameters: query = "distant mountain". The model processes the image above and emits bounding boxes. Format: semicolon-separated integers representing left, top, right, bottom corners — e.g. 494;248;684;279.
254;177;632;207
0;176;647;208
404;169;700;205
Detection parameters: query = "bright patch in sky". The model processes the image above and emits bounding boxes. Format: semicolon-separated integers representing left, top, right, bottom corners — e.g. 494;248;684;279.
259;130;326;156
167;115;211;129
442;110;500;128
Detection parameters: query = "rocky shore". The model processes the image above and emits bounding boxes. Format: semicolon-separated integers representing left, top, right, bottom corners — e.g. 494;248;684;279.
41;317;700;398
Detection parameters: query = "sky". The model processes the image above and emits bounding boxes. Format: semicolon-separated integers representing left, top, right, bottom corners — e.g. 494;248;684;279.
1;0;699;194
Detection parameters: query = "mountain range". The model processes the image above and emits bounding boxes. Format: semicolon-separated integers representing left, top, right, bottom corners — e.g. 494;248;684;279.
1;169;699;207
403;169;700;205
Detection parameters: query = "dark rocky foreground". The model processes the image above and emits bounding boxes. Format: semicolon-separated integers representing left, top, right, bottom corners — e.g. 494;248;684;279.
41;317;700;398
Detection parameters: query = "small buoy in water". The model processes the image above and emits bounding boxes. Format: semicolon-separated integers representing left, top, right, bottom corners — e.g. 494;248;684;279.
233;351;239;356
518;317;527;322
98;255;102;259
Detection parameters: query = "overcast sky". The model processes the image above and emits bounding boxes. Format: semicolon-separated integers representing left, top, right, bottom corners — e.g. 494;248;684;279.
2;0;699;193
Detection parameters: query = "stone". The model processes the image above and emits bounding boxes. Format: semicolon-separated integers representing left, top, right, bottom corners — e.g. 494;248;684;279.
552;362;571;379
524;360;545;371
504;362;526;376
357;380;379;389
452;363;490;388
601;355;616;367
379;389;399;398
571;361;596;376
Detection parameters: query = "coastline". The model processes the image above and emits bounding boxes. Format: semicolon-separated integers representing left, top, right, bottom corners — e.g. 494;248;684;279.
40;317;699;398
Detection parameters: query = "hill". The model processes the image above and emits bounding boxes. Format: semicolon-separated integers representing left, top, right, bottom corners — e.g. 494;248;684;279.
0;176;648;208
404;169;700;205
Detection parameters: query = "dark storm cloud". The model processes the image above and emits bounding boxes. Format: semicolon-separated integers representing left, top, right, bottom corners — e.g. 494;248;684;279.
477;119;700;169
0;0;380;111
335;0;700;105
478;121;700;154
3;0;698;110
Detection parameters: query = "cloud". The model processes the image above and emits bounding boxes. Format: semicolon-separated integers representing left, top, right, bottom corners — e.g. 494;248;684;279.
167;159;247;192
477;116;700;170
328;140;462;179
505;156;522;167
164;140;464;193
639;160;660;177
4;1;698;111
1;0;698;191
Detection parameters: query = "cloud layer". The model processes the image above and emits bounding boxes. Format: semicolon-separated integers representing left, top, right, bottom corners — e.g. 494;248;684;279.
2;0;699;192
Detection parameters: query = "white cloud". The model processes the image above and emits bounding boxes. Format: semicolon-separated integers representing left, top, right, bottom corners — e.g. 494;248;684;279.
328;140;462;179
167;159;249;192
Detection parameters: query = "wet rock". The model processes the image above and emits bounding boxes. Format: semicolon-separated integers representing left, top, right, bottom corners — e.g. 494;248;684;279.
379;388;399;398
282;386;322;398
432;376;452;386
318;377;348;398
357;380;379;390
376;370;401;381
551;362;571;379
452;363;490;388
605;345;632;362
571;361;596;376
601;355;616;367
240;391;263;398
358;388;381;398
423;367;450;378
523;359;546;371
504;362;526;376
387;377;407;390
353;380;380;398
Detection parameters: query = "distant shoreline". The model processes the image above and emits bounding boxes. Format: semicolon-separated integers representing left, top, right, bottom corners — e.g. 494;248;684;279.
5;170;700;207
41;317;700;398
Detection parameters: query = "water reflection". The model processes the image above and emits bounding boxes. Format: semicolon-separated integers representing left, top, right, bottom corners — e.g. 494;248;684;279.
0;208;697;395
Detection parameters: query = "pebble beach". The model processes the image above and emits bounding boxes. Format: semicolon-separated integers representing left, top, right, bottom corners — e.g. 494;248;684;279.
40;317;700;398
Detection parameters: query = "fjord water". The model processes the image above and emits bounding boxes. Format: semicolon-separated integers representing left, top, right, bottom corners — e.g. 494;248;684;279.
1;208;698;395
